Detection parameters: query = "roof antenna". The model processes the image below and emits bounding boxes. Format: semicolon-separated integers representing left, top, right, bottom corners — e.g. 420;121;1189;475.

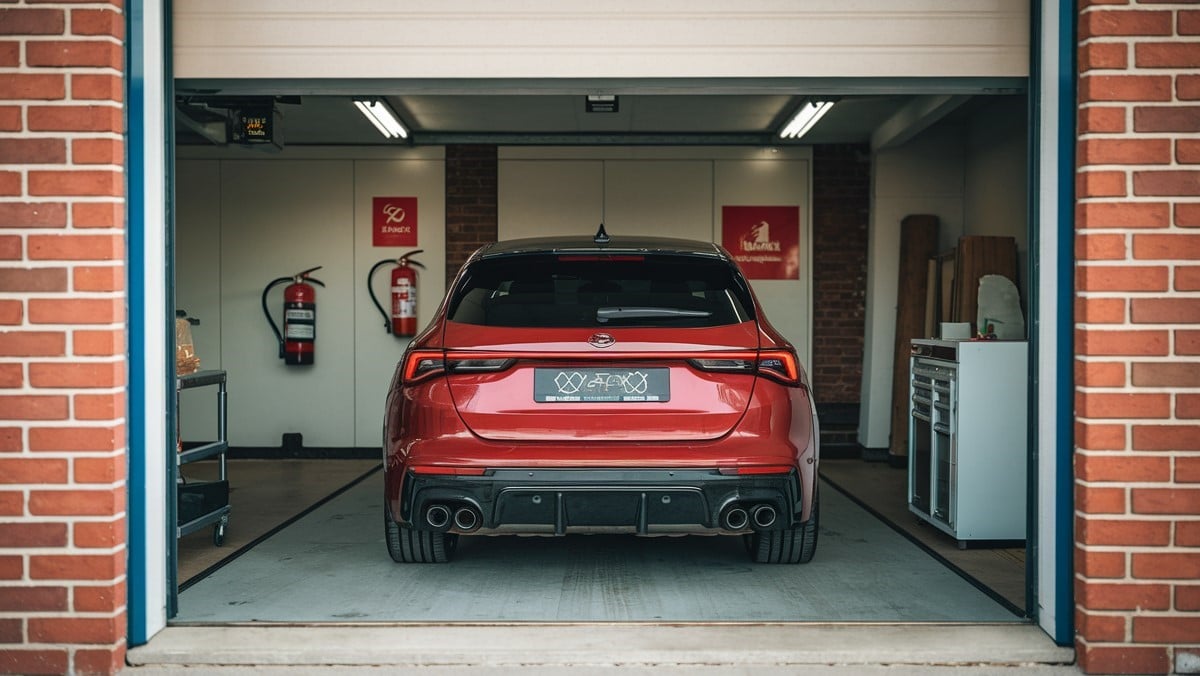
594;223;610;245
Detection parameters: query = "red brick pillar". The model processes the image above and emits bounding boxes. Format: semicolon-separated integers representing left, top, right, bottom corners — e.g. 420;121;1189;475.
1076;2;1200;673
444;145;498;285
0;2;127;674
811;144;869;404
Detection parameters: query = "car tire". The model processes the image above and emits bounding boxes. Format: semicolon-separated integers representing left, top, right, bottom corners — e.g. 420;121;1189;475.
749;496;818;564
385;503;456;563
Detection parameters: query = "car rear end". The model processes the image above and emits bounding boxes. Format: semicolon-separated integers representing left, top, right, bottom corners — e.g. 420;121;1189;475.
383;236;819;563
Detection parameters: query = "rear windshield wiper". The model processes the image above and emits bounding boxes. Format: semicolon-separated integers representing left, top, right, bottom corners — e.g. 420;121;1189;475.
596;306;713;323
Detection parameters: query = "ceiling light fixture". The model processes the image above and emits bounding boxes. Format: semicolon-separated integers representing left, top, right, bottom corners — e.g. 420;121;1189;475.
778;100;834;140
353;98;408;139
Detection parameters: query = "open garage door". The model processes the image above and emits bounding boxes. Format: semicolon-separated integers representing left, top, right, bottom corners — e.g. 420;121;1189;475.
126;0;1075;665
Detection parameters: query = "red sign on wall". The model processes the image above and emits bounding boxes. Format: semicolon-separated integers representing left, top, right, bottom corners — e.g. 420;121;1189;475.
721;205;801;280
372;197;418;247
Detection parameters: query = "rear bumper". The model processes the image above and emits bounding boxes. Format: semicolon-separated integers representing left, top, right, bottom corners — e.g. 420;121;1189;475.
394;467;803;535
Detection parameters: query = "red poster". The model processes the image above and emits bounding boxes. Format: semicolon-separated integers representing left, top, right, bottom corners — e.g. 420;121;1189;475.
372;197;418;247
721;206;801;280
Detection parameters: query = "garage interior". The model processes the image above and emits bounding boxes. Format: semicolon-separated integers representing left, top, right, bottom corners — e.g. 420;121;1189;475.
169;89;1031;624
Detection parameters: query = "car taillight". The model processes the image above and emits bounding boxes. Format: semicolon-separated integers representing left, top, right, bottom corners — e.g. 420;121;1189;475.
402;350;445;383
688;349;802;387
447;357;516;373
756;349;801;386
687;358;756;373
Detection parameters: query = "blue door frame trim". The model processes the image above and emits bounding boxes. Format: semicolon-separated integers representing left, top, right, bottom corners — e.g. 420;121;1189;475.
126;0;175;646
1053;0;1077;648
124;0;149;645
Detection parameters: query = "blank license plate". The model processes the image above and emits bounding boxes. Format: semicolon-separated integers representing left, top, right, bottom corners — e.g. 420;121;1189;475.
534;368;670;403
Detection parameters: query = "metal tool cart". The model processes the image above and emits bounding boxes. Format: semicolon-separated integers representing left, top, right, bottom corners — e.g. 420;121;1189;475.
175;369;230;546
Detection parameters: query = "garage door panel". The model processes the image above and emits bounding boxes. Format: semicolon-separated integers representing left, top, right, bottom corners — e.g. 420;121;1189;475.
174;1;1028;80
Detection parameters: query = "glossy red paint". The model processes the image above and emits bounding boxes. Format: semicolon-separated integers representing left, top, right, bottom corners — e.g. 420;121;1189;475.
382;236;821;563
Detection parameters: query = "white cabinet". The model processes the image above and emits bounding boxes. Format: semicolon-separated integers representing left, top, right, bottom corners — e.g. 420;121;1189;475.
907;339;1027;544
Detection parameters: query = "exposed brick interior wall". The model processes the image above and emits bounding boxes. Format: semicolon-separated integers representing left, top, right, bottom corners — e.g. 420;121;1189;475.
444;145;498;285
1075;2;1199;674
811;144;870;405
0;2;128;675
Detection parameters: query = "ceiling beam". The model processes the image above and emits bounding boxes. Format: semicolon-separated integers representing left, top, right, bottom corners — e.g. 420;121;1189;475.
870;95;971;152
411;132;777;146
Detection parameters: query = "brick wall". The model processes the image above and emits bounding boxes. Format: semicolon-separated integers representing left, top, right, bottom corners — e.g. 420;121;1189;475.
444;145;498;285
0;2;127;675
811;144;870;404
1075;2;1199;674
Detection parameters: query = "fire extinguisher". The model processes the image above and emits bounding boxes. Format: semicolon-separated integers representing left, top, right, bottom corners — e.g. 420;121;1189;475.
368;250;425;337
261;266;325;365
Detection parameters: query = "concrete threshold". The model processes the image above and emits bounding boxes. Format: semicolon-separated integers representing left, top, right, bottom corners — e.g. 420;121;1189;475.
128;623;1074;669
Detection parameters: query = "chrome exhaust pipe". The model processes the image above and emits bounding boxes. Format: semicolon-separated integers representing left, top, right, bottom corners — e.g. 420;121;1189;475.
751;504;777;529
453;506;481;533
425;504;451;530
722;506;750;531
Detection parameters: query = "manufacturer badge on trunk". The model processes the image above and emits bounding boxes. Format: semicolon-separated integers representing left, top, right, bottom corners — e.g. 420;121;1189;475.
588;332;615;348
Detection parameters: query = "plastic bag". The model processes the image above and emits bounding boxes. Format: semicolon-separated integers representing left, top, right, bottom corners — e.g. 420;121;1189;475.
176;318;200;375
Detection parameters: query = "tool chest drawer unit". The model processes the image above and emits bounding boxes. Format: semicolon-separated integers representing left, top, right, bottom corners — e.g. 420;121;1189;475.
907;339;1027;546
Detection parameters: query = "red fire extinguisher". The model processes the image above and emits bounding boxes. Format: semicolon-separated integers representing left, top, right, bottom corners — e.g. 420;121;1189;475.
261;266;325;365
368;250;425;337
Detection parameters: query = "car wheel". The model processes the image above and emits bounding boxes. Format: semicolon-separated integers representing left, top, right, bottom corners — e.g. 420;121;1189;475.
750;496;818;564
385;503;456;563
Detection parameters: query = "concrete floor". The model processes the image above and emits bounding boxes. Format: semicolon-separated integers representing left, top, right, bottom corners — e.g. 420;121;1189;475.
175;471;1021;623
128;624;1075;671
820;459;1027;611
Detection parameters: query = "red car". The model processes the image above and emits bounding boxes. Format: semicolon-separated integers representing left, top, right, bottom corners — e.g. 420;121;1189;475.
383;230;820;564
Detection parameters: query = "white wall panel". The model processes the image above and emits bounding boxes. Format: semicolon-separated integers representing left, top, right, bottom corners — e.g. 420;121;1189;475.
498;148;811;364
174;1;1029;81
353;160;445;447
860;126;966;449
498;161;603;240
603;162;712;240
174;160;222;443
177;150;446;451
219;161;356;448
713;159;811;366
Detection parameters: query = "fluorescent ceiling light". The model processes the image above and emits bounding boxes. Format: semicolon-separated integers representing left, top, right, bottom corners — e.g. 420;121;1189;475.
354;98;408;139
778;100;834;140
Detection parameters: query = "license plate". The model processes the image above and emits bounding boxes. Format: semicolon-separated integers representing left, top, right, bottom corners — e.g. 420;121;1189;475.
534;368;670;403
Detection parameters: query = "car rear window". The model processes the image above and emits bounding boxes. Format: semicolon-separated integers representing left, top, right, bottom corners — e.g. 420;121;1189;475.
447;253;755;328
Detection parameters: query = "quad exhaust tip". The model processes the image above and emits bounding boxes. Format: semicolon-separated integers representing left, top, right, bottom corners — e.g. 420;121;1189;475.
751;504;777;529
425;504;451;529
453;506;481;533
722;506;749;531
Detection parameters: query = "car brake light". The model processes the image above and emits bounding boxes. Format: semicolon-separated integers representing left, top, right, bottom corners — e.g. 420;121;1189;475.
688;349;802;387
557;255;645;262
408;465;488;476
447;357;516;373
757;350;800;386
718;465;796;475
687;358;755;373
402;350;445;383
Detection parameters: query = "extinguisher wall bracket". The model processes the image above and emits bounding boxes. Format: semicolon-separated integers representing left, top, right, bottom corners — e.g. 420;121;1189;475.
261;276;294;358
367;258;396;333
399;249;426;270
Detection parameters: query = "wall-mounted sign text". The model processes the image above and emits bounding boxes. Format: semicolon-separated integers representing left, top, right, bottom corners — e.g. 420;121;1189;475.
373;197;418;247
721;206;800;280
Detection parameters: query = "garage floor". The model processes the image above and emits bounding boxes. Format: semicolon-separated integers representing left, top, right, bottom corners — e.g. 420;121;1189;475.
175;467;1021;623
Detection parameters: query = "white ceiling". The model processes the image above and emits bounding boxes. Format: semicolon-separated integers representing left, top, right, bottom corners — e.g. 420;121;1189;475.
177;93;917;146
